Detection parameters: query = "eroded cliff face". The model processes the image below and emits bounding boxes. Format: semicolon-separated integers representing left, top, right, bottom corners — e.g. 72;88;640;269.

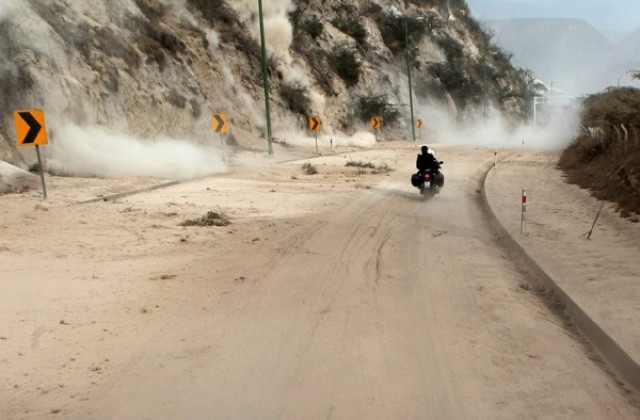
0;0;529;169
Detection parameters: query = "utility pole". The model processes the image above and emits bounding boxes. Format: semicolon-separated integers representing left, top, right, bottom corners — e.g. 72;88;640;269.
482;50;487;120
258;0;273;155
403;17;416;142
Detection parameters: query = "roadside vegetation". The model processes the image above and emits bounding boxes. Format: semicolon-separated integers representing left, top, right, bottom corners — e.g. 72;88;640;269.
302;162;318;175
558;87;640;219
346;160;392;175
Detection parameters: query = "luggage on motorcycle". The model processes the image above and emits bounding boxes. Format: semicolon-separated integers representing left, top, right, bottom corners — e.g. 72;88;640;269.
411;173;422;187
434;172;444;188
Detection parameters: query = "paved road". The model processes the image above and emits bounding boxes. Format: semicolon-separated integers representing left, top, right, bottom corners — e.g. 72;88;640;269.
73;146;638;419
2;145;638;419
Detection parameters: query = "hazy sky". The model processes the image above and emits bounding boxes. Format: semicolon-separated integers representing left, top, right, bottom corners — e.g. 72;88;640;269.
466;0;640;37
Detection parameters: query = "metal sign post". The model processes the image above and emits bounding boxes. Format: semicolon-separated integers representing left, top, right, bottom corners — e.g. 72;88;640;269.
14;109;49;199
258;0;273;155
403;18;416;142
212;112;229;163
221;134;227;163
521;189;528;236
416;118;424;140
370;115;381;140
308;115;321;154
35;145;47;199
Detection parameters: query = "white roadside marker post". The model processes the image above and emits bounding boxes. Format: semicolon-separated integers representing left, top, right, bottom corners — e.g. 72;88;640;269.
521;189;528;236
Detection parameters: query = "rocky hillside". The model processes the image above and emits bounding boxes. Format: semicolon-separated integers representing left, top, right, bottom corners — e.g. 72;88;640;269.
0;0;531;171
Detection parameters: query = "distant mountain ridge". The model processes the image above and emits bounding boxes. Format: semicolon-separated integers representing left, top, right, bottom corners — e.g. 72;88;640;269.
485;17;639;94
469;0;640;37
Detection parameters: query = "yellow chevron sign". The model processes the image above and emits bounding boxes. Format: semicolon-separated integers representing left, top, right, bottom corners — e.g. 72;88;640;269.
211;112;229;134
14;109;48;146
370;115;381;130
308;115;321;132
416;118;424;129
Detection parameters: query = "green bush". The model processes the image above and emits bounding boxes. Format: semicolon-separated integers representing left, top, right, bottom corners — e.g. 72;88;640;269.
187;0;236;25
405;0;449;6
331;17;368;46
133;0;169;21
331;1;357;15
436;36;464;62
366;2;383;14
429;62;481;108
134;17;185;69
302;162;318;175
355;94;401;126
346;160;375;169
293;46;335;96
301;16;324;40
279;82;311;116
374;13;429;55
329;46;361;87
28;162;41;173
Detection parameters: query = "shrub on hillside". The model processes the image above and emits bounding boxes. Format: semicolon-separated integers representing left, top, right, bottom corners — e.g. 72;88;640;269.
302;162;318;175
301;16;324;40
373;13;429;55
293;45;335;96
405;0;450;7
355;94;401;126
133;0;168;21
279;82;311;116
331;17;368;46
329;46;361;87
187;0;260;67
429;62;482;109
436;36;464;62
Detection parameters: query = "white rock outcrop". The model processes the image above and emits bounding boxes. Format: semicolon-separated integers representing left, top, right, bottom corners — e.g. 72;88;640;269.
0;161;40;194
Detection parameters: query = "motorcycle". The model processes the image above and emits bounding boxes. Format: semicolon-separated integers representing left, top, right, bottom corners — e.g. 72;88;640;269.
411;162;444;197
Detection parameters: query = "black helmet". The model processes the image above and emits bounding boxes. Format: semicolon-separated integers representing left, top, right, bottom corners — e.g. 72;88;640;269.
421;145;429;154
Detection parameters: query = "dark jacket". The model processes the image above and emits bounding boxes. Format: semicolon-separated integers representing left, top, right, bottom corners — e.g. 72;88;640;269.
416;152;439;172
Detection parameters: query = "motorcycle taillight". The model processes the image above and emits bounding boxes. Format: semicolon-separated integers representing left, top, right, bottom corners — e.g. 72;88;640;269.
423;173;431;181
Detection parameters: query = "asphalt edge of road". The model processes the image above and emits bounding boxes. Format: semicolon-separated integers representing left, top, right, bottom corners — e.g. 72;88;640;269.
74;180;181;205
480;165;640;392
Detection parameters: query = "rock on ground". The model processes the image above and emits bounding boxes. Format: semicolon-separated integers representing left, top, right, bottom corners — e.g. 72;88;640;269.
0;161;39;194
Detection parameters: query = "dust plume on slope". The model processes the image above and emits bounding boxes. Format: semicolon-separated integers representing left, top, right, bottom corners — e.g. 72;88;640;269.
48;124;226;180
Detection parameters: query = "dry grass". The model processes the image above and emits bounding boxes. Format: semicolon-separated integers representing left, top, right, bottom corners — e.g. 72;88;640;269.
302;163;318;175
180;211;231;227
558;88;640;217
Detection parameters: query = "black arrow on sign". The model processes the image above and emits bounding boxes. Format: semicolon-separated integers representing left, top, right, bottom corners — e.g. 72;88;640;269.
310;117;320;131
18;112;42;144
213;114;226;133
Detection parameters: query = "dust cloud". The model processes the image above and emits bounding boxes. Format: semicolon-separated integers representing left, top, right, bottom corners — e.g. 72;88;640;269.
0;0;17;20
418;100;581;151
48;124;226;180
279;131;377;149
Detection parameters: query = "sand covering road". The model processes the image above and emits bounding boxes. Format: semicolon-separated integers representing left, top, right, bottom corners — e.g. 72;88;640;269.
1;143;639;419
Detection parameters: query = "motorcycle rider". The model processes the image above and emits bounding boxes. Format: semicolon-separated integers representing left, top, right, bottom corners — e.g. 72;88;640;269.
415;145;444;189
416;145;440;174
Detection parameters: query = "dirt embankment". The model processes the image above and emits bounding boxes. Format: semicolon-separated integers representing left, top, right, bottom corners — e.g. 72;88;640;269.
558;87;640;219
